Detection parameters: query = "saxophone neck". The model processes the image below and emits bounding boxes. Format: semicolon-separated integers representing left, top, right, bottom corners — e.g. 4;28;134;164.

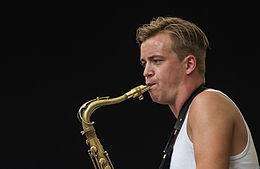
84;95;127;124
78;85;149;127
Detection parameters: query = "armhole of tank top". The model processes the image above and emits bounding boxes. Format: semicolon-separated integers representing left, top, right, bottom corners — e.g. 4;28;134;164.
203;89;250;160
185;105;194;145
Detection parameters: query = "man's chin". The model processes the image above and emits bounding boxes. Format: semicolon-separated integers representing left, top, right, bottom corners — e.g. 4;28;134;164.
149;93;167;105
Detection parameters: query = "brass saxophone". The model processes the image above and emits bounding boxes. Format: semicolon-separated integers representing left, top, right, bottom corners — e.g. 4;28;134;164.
77;85;149;169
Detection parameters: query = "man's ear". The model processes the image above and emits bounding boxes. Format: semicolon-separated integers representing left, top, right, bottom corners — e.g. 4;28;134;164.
184;55;196;75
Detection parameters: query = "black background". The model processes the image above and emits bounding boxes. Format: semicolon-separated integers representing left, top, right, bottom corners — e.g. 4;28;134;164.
2;2;259;169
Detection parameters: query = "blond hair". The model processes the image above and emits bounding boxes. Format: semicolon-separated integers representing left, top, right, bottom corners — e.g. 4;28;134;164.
136;17;209;76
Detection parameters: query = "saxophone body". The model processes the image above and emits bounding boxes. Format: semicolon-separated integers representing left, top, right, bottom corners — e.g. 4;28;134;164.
78;85;149;169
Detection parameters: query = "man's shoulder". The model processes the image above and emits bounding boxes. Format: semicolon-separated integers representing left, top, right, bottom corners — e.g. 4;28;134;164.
188;89;237;126
187;89;237;143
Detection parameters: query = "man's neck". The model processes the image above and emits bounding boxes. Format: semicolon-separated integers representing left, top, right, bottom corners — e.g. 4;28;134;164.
169;79;204;118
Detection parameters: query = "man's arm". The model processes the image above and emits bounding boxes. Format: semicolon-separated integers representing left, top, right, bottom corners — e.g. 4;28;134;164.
188;91;237;169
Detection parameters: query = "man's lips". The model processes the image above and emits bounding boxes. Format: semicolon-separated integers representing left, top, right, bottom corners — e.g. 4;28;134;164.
146;83;156;90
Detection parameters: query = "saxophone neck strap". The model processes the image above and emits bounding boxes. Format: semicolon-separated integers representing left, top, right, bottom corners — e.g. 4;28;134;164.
174;84;207;132
159;84;207;169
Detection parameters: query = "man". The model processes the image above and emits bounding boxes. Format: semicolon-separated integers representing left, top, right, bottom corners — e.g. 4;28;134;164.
136;17;259;169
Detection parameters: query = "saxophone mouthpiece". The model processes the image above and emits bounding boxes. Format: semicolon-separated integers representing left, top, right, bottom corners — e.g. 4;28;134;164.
141;85;150;92
125;85;149;99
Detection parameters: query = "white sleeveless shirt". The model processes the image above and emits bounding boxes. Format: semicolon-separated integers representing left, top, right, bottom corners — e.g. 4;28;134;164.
170;89;259;169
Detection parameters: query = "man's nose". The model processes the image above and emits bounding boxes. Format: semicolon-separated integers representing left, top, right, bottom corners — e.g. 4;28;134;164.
143;64;154;78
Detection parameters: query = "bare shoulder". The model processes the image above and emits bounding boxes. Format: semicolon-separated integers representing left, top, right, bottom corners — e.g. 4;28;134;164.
189;89;238;122
187;89;248;164
187;89;238;141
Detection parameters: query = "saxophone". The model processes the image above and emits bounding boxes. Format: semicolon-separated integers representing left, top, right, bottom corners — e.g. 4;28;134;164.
77;85;149;169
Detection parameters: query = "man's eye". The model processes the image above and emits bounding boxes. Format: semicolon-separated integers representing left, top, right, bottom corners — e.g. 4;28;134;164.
153;59;162;64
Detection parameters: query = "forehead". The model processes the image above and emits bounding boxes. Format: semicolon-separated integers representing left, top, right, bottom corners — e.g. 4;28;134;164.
140;33;173;57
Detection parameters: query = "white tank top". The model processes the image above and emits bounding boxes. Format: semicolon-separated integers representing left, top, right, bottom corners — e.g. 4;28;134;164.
170;89;259;169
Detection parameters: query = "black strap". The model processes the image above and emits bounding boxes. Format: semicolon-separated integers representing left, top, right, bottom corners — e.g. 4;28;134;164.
158;84;206;169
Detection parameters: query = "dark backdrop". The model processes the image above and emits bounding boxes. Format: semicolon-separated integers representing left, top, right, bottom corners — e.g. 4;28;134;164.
2;2;259;169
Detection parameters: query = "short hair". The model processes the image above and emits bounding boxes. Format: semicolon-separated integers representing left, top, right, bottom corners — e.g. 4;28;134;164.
136;17;209;76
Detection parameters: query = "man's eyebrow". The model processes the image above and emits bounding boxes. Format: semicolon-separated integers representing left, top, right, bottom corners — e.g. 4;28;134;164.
140;55;165;62
149;55;165;59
